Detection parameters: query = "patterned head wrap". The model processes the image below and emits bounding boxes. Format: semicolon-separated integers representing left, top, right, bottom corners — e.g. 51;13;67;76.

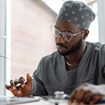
56;0;95;29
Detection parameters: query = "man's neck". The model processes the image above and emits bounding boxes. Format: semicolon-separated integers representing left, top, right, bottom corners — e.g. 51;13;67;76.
65;42;86;65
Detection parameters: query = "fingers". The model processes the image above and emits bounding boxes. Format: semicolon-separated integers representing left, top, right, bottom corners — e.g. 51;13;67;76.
5;76;26;96
9;80;17;91
10;80;15;86
19;77;25;87
70;89;87;103
26;73;32;87
14;79;20;85
5;73;32;97
89;94;103;105
69;83;104;104
19;77;25;84
75;89;88;102
5;85;12;90
5;84;21;96
70;90;77;103
70;91;96;105
14;77;25;86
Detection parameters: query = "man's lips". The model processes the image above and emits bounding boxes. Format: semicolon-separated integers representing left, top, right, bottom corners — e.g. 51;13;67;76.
56;43;68;49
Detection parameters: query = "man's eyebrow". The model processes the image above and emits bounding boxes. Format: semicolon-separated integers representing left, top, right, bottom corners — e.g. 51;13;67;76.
54;26;74;33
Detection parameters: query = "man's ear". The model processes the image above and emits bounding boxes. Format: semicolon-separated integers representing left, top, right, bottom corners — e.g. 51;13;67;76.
83;30;89;40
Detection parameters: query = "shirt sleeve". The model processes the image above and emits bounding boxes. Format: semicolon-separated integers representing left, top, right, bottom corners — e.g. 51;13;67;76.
98;44;105;84
30;58;48;96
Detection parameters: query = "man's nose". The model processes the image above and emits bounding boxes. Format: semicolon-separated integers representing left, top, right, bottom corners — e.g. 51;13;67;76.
57;34;65;43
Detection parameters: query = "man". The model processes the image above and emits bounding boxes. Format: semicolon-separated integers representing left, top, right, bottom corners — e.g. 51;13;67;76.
5;0;105;104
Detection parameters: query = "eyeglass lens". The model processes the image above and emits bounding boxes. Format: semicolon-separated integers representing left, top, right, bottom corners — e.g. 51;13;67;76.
54;28;72;41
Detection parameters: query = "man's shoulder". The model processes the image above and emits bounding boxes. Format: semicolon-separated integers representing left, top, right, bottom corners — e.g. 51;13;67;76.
42;51;61;62
86;42;105;51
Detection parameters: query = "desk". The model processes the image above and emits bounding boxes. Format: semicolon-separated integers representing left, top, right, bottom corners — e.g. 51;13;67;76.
0;96;104;105
0;96;72;105
18;100;66;105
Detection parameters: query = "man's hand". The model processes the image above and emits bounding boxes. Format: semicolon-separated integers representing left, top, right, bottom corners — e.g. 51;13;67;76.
5;73;32;97
69;83;105;105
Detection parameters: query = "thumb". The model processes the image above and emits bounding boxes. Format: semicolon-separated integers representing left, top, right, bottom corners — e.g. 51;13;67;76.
26;73;32;86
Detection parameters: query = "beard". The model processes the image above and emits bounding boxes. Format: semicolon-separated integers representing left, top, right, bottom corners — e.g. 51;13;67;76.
58;38;83;56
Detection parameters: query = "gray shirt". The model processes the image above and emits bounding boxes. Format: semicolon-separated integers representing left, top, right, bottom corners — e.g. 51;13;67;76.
30;42;105;96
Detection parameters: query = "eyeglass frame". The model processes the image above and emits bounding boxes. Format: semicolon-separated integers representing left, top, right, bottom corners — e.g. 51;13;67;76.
50;25;85;42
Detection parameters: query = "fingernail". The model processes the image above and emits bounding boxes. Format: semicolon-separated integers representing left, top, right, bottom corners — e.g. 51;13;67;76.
18;91;21;94
21;84;25;87
68;101;72;105
12;86;16;90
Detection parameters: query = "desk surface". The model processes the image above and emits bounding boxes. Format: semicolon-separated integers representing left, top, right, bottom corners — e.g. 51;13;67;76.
0;96;59;105
0;96;104;105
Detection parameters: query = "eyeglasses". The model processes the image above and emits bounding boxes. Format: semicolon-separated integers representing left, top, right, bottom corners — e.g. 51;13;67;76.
50;25;85;42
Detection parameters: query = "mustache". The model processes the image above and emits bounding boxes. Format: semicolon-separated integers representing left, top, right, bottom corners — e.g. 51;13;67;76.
56;43;68;49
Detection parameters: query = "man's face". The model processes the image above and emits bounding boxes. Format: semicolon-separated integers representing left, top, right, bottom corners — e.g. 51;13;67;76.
54;19;85;56
57;38;83;56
